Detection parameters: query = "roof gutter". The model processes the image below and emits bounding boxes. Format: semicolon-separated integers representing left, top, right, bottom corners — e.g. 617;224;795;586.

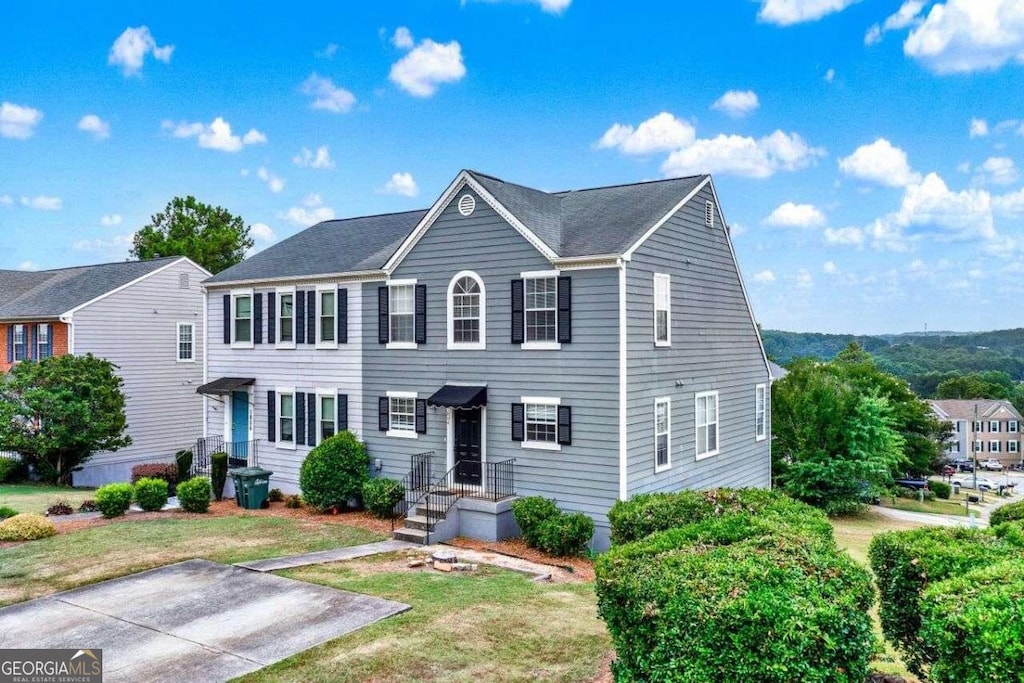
0;315;66;323
202;269;387;289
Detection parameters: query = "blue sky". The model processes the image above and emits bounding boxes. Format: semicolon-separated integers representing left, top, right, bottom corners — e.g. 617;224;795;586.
2;0;1024;334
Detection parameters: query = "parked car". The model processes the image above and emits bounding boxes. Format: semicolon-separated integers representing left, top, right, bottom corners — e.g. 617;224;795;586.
980;459;1004;471
940;465;956;476
1011;463;1024;472
951;459;975;472
950;475;1015;492
894;477;930;491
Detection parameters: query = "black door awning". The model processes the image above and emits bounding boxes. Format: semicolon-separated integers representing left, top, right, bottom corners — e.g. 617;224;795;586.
196;377;255;395
427;385;487;409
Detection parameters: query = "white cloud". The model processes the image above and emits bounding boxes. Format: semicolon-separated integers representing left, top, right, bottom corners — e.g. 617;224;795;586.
315;43;339;59
753;270;776;283
21;195;62;211
838;138;921;187
300;73;357;113
380;172;419;197
161;117;266;152
757;0;859;26
892;172;995;240
0;195;12;206
904;0;1024;74
293;145;335;169
977;156;1020;185
77;114;110;139
392;26;414;49
824;226;866;246
711;90;760;117
596;112;696;156
0;102;43;139
250;222;276;242
795;268;813;288
73;233;134;253
661;130;824;179
865;0;926;45
282;194;336;226
970;117;990;137
995;187;1024;215
100;214;122;226
764;201;826;227
389;38;466;97
108;26;173;76
16;261;38;271
823;260;839;275
463;0;571;13
256;167;285;193
824;68;836;82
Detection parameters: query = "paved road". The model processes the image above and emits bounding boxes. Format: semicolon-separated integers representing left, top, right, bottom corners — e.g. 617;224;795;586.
873;488;1020;528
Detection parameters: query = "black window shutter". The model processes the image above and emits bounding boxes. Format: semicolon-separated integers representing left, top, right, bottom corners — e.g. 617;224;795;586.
296;392;307;446
378;397;389;431
307;396;317;447
337;393;348;432
414;284;427;344
254;293;264;344
295;292;306;344
415;398;427;434
222;294;231;344
511;403;525;441
557;405;572;445
267;293;276;345
306;291;316;344
510;279;524;344
378;286;389;344
267;390;276;442
557;276;572;344
337;287;348;344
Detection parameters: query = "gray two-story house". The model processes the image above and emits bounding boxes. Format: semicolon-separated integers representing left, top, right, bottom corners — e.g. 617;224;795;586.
200;170;771;548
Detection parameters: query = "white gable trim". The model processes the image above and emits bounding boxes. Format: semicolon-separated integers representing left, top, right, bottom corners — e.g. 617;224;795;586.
61;257;211;318
621;176;710;261
383;171;559;274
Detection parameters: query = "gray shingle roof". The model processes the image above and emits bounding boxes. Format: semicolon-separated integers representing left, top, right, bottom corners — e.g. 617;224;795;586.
928;399;1023;421
0;257;181;320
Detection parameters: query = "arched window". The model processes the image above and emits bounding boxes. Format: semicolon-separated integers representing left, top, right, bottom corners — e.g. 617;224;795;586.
447;271;486;349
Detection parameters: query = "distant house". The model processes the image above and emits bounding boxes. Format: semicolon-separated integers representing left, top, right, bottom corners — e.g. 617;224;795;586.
199;169;771;548
0;257;210;485
928;399;1023;466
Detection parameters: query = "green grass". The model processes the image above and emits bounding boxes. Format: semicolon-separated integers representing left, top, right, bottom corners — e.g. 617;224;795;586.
0;484;96;515
0;514;382;606
238;557;610;683
878;496;970;517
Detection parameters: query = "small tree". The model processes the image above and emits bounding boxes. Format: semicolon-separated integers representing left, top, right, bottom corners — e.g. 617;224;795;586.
130;195;253;274
299;432;369;512
0;354;131;485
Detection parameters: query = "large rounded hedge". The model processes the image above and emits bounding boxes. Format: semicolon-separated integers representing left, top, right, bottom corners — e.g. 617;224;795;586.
299;431;369;512
989;499;1024;527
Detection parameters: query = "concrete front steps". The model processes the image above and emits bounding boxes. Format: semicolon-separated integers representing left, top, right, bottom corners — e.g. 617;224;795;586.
392;493;459;545
392;493;519;545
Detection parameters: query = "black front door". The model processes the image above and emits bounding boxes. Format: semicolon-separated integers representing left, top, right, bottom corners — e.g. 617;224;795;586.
453;408;482;486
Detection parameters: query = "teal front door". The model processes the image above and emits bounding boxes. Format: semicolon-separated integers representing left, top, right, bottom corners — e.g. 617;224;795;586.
231;391;250;466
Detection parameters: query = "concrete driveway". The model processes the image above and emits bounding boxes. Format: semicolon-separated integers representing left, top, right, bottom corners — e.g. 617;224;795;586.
0;559;409;682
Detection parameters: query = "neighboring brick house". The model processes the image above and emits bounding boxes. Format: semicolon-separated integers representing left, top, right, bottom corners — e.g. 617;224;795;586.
0;257;210;484
929;399;1023;467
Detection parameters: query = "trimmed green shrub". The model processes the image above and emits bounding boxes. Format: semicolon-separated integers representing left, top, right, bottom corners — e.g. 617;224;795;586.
210;452;228;501
596;513;875;682
362;477;403;519
0;513;57;541
510;496;560;547
868;526;1016;677
177;477;211;513
267;488;284;503
993;520;1024;548
284;494;302;509
536;512;593;556
919;560;1024;683
175;449;194;481
130;463;177;494
989;499;1024;527
929;480;951;499
134;477;169;512
0;505;19;519
0;457;25;483
94;482;134;518
299;432;369;512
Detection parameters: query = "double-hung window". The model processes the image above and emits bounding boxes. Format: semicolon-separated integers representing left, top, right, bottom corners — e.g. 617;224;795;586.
990;440;1001;453
232;292;253;346
387;391;417;437
524;276;557;344
318;392;336;441
974;440;983;452
177;322;194;362
12;324;26;361
389;284;415;345
1010;441;1019;453
695;391;719;459
278;391;295;447
1010;421;1019;433
318;288;336;346
525;402;558;446
655;398;671;472
990;420;1000;433
755;384;767;441
277;290;295;346
973;420;983;433
654;273;671;346
37;323;51;359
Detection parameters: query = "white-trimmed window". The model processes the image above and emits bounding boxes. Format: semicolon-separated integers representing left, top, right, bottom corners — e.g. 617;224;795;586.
318;391;336;441
655;397;671;472
232;291;253;347
387;390;418;438
277;288;295;347
654;273;670;346
973;420;983;433
37;323;51;359
990;420;1000;433
526;404;557;446
448;271;485;349
12;324;26;361
1010;421;1019;433
990;440;1001;453
952;442;960;452
177;322;194;362
695;391;719;459
974;440;983;452
317;287;337;347
755;383;767;441
524;275;557;344
278;390;295;448
1009;441;1018;453
389;283;416;346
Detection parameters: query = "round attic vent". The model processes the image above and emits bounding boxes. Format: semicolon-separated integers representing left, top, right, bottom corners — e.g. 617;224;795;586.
458;193;476;216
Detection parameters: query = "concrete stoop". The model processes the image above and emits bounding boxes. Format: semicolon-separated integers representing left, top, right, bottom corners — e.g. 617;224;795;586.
392;494;519;545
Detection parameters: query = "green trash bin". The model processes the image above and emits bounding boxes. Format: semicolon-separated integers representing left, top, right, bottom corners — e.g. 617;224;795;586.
229;467;274;509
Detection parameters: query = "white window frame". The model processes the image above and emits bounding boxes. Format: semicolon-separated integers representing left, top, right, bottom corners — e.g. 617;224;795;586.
1010;421;1019;433
386;279;418;350
695;390;720;460
447;270;486;350
316;388;337;442
520;395;561;451
1009;440;1019;453
276;286;296;349
973;420;983;433
316;285;338;349
12;324;26;361
231;288;254;349
176;322;195;362
990;420;1000;433
755;383;767;441
521;269;561;351
974;439;982;453
653;273;671;347
990;440;1000;453
276;387;296;450
37;323;50;359
387;390;418;439
654;397;671;472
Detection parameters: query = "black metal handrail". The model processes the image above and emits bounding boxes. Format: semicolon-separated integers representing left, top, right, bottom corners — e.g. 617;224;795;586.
193;436;260;473
422;458;516;544
391;451;436;532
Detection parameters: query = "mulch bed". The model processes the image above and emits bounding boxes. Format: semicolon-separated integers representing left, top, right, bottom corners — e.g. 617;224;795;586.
446;536;595;581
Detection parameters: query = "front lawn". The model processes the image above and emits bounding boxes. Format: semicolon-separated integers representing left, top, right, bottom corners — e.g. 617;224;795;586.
0;514;383;606
878;495;971;517
0;483;96;515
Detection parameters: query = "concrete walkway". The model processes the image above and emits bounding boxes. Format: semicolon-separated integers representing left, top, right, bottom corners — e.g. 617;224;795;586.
236;539;418;572
872;493;1019;528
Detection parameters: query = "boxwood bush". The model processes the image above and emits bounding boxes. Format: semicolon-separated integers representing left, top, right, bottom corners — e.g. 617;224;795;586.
299;432;369;512
596;512;875;682
928;479;951;499
536;511;594;557
994;519;1024;548
362;477;404;519
134;477;169;512
0;513;57;541
95;482;134;518
510;496;560;547
989;498;1024;527
868;526;1016;677
177;476;211;513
